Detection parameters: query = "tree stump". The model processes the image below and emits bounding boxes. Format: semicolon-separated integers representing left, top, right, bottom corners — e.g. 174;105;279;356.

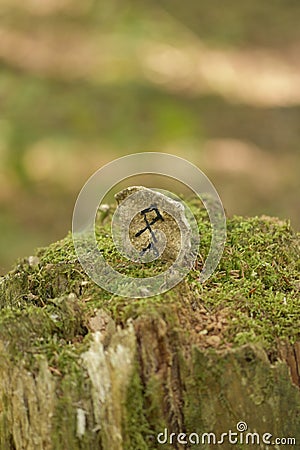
0;199;299;449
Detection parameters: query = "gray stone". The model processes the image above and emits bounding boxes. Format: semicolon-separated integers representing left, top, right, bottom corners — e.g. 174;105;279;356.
114;186;193;264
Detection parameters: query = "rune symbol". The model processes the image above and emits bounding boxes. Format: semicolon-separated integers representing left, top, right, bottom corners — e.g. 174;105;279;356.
135;204;164;256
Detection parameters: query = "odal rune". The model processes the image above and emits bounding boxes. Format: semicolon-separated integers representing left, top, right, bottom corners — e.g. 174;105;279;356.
135;205;164;256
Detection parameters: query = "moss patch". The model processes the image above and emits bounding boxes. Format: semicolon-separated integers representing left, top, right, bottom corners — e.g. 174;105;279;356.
0;200;299;364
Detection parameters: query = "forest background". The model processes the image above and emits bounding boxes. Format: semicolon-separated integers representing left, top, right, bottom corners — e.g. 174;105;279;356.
0;0;299;274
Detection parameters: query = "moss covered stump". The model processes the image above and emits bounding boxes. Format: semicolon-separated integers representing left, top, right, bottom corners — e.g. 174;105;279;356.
0;201;299;449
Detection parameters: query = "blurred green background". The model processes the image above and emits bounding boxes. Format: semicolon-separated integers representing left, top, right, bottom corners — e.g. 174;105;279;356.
0;0;299;274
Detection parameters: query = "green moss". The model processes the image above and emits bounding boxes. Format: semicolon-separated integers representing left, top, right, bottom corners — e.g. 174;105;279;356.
190;215;299;350
0;201;299;359
122;361;151;450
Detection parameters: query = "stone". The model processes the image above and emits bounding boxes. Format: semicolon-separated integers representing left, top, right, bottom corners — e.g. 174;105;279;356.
114;186;194;264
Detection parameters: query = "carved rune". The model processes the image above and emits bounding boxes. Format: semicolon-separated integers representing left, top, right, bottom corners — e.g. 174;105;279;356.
135;204;164;256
